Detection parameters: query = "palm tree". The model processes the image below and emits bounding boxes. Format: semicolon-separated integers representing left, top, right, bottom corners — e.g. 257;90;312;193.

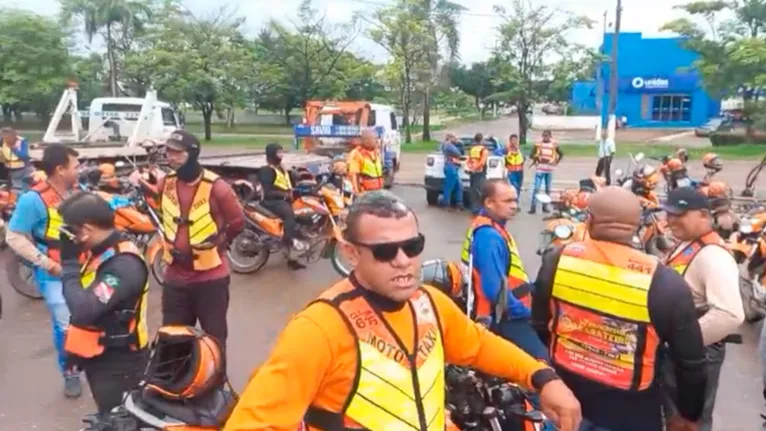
60;0;151;96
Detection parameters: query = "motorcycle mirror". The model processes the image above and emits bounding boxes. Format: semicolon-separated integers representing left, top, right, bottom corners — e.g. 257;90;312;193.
535;194;552;204
634;152;645;162
615;169;624;177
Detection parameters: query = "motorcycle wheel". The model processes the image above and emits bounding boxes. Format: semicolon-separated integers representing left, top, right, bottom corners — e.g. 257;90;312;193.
7;254;42;300
150;252;167;286
227;233;270;274
330;241;353;277
645;235;671;258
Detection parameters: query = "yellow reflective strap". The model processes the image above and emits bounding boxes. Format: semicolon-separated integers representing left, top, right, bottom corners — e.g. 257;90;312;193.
136;287;149;348
553;255;652;322
188;217;217;243
417;339;446;430
46;208;63;240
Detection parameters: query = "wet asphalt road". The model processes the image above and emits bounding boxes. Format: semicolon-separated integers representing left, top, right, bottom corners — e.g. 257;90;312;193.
0;185;763;431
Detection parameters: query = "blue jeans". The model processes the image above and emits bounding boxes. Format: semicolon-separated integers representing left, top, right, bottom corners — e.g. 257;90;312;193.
441;164;463;207
508;171;523;196
530;172;552;210
579;419;617;431
38;276;71;374
497;318;550;361
9;166;31;192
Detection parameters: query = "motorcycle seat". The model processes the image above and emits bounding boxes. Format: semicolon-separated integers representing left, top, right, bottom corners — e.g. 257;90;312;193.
245;202;278;218
137;387;236;427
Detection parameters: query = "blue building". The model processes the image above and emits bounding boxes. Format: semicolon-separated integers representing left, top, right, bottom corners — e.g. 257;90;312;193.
570;32;721;128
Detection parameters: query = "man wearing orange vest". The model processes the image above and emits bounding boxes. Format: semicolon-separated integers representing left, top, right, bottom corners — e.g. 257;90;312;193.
662;187;743;431
532;187;707;431
502;133;525;195
460;179;547;360
225;190;583;431
347;129;384;193
529;130;562;214
57;192;149;423
465;133;489;214
6;144;83;397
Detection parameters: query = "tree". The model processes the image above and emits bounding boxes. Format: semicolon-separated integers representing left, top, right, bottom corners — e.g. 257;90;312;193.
132;7;253;140
491;0;593;144
543;47;601;103
60;0;153;97
449;61;499;116
257;0;360;124
0;9;72;125
366;0;433;143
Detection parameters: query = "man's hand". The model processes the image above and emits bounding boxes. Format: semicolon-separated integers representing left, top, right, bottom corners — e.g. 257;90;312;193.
666;415;699;431
538;379;582;431
60;233;82;262
48;262;62;276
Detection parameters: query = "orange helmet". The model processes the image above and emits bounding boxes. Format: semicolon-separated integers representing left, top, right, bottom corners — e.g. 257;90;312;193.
632;165;660;190
572;191;591;210
675;148;689;163
702;152;723;172
666;158;685;173
421;259;464;299
144;326;226;400
704;181;731;199
99;163;116;178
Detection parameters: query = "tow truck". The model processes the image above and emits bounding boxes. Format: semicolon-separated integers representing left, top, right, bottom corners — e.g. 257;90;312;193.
423;136;506;205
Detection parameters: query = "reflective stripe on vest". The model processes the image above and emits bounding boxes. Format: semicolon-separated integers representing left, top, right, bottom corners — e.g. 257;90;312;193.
2;141;26;169
31;182;65;263
551;239;660;391
535;142;557;164
505;151;524;171
355;148;383;191
460;215;531;318
160;169;222;271
665;231;727;276
64;240;149;358
467;146;487;171
305;280;446;431
271;165;292;191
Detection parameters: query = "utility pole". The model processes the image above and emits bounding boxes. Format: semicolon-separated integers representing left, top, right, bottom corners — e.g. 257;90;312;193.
606;0;622;134
595;10;608;113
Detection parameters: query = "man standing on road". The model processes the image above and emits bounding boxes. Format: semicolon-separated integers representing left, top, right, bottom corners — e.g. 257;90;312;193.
460;179;547;360
529;130;562;214
595;128;616;185
1;127;33;191
57;192;149;423
465;133;488;214
158;130;245;354
501;133;525;195
440;132;464;210
224;191;583;431
6;144;82;397
662;186;744;431
347;129;384;193
532;186;708;431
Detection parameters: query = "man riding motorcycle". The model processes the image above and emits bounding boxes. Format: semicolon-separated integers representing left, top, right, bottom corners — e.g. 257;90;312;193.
630;165;661;208
701;152;723;183
255;143;308;270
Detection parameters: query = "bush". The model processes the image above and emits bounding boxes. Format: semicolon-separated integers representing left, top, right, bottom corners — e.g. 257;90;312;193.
709;131;766;146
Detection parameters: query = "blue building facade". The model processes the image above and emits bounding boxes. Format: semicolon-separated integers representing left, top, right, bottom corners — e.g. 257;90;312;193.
570;32;721;128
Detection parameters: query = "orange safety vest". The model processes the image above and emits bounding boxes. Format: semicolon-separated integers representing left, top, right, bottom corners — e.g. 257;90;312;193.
303;279;446;431
534;141;558;164
550;238;660;391
64;239;149;358
160;170;222;271
350;148;383;191
30;181;66;263
460;215;531;319
466;145;488;172
2;139;26;169
665;231;728;276
505;149;524;172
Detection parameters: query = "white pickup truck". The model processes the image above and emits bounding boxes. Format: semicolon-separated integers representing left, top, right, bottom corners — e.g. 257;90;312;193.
423;136;507;206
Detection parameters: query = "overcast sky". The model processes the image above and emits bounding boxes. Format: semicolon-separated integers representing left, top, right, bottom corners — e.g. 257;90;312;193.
2;0;695;64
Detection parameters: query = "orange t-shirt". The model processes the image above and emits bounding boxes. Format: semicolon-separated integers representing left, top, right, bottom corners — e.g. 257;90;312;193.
223;285;549;431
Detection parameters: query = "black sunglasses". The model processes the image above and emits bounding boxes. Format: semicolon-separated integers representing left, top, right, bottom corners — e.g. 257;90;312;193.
351;234;426;262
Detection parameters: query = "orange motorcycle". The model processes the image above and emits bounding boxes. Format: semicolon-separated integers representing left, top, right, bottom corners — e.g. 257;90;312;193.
535;193;589;255
638;207;673;258
228;175;345;275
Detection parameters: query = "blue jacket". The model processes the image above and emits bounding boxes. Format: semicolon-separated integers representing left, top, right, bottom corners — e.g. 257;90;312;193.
3;136;30;163
440;141;462;166
471;210;531;319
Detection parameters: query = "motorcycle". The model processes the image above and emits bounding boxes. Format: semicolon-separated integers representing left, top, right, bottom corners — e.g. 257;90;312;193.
614;152;646;188
535;194;588;256
638;207;673;258
228;173;345;275
729;219;766;323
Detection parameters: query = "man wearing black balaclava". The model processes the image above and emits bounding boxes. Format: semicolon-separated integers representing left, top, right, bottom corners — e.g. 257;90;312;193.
156;130;245;355
256;142;308;270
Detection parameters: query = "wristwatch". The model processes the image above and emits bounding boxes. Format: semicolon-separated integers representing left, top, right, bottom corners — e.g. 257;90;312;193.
531;368;561;392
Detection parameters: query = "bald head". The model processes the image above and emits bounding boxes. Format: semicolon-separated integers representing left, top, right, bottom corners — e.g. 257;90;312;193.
588;186;642;243
361;129;377;149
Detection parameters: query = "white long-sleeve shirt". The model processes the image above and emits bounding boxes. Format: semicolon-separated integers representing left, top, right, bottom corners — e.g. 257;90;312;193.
598;137;616;158
667;242;744;345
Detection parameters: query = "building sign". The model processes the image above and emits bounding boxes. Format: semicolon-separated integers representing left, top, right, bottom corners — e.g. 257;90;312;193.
631;77;669;90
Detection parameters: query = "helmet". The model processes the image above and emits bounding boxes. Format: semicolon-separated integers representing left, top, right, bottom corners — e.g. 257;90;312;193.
666;158;685;173
421;259;464;298
332;159;348;175
231;179;256;201
632;165;660;190
705;180;731;199
675;148;689;163
559;189;578;208
144;325;225;400
99;163;116;178
572;191;591;211
702;152;723;172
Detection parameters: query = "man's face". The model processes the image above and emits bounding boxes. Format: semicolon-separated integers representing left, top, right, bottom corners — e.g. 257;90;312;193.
56;155;80;187
361;131;376;149
667;210;709;241
485;182;518;220
509;137;518;148
66;223;97;249
542;132;552;143
1;130;16;144
342;212;424;302
166;145;188;169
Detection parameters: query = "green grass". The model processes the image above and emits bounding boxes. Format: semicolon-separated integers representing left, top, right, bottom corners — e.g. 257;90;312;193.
184;122;294;135
198;136;294;147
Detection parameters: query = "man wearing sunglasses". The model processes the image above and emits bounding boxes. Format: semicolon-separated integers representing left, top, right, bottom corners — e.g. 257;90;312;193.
460;179;548;360
56;192;149;426
225;190;582;431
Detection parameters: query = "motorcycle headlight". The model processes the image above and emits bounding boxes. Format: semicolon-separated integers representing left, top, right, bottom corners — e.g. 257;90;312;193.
553;224;573;240
740;220;754;235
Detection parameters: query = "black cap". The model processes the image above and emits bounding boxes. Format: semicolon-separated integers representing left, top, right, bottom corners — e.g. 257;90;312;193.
661;186;709;215
166;129;200;152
